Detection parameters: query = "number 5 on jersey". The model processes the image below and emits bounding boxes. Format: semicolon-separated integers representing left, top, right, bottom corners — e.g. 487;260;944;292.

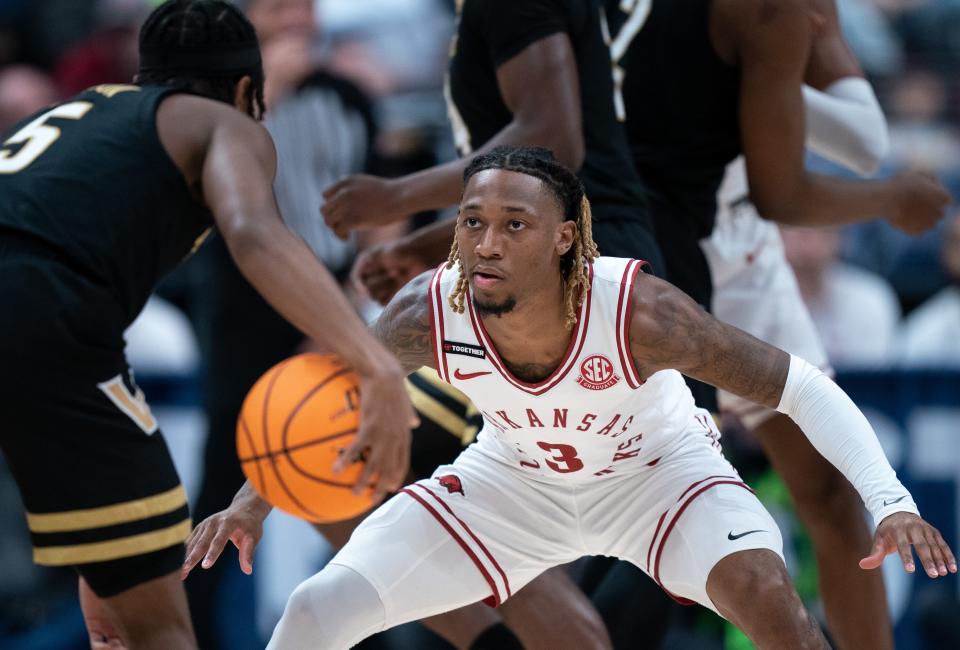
0;101;93;174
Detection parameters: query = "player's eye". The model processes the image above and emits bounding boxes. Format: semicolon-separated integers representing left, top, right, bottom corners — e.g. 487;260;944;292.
508;220;525;231
463;217;481;228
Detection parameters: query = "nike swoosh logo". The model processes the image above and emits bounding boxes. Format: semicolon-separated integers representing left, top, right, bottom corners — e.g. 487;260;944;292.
728;529;766;541
453;369;492;380
883;495;908;506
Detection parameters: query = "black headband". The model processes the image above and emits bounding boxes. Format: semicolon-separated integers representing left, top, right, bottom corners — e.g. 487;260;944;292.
139;44;261;76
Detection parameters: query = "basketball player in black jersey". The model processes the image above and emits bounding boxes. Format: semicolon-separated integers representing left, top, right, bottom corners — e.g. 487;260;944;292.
605;0;949;647
0;2;415;648
322;0;663;274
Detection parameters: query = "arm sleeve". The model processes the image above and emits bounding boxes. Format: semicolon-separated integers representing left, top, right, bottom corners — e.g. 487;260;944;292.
776;354;919;527
474;0;571;67
802;77;889;177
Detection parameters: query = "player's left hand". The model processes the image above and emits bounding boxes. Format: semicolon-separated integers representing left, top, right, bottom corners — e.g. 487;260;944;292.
352;242;428;305
322;174;406;239
859;511;957;578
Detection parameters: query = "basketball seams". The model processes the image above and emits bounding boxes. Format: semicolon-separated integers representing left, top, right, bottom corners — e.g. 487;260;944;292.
279;366;353;454
238;414;268;498
281;367;361;488
259;358;322;520
238;428;358;463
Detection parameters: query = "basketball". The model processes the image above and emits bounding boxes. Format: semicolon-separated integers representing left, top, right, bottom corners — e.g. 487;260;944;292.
236;353;373;523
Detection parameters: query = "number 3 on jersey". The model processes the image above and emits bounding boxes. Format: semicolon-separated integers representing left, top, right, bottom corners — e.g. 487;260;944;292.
537;442;584;473
0;101;93;174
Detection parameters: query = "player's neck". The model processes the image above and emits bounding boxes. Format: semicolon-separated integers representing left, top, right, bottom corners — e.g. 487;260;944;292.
479;278;571;375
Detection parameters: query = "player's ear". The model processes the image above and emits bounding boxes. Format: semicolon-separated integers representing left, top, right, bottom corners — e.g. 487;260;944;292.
233;75;253;116
556;220;576;257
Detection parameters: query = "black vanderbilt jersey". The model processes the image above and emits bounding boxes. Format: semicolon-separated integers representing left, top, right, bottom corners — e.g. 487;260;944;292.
0;84;212;324
446;0;650;223
605;0;741;237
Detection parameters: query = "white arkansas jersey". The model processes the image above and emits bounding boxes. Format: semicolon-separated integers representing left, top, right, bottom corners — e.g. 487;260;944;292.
428;256;697;483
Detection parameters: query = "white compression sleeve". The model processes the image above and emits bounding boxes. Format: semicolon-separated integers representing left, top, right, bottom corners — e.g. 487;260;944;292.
803;77;889;177
776;355;919;528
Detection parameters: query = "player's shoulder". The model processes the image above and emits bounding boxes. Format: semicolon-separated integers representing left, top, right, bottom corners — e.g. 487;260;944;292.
155;91;274;179
589;256;646;287
388;269;435;316
714;0;814;33
158;92;265;133
627;269;705;339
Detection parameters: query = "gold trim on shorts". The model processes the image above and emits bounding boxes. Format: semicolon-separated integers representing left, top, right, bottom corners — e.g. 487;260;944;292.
33;518;192;566
26;484;188;533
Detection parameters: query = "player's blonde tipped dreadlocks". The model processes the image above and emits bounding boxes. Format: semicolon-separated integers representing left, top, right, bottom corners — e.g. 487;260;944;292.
446;146;600;329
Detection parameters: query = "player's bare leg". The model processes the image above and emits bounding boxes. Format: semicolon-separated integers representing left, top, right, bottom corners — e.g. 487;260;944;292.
86;570;196;650
80;577;126;649
757;413;893;649
706;549;830;649
498;566;612;650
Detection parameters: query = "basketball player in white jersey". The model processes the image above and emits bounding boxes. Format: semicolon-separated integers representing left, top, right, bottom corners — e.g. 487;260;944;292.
259;146;953;649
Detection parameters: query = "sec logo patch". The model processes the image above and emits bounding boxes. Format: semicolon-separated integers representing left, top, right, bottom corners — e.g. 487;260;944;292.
576;354;620;390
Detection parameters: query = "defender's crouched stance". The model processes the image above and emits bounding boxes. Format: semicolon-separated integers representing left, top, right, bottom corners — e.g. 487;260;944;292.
266;147;954;649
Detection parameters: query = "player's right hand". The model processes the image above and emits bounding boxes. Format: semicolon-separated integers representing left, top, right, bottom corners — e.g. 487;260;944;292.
859;511;957;578
353;242;428;305
335;361;418;503
182;495;268;579
888;170;951;235
322;174;407;239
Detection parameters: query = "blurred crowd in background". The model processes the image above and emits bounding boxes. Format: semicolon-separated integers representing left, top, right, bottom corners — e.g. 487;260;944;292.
0;0;959;648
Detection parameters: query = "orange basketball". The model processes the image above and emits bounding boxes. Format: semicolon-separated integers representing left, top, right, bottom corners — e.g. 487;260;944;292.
236;353;373;523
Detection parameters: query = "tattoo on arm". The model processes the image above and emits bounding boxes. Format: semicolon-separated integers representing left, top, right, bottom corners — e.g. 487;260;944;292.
629;275;789;408
372;272;436;374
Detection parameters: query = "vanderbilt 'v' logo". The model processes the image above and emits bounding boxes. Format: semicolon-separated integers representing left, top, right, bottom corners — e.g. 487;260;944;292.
98;374;158;434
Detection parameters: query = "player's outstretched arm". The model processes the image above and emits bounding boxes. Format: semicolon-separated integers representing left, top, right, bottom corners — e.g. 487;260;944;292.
157;95;418;499
371;270;437;374
729;0;949;233
321;31;583;238
628;273;957;578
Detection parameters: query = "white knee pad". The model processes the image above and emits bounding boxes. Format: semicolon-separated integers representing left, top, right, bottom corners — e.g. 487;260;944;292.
266;564;386;650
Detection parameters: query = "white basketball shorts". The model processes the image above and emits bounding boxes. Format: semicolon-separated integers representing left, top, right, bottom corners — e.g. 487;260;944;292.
328;410;783;628
703;163;831;428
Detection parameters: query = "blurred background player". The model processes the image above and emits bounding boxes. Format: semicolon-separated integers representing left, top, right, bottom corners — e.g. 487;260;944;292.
0;1;415;647
603;0;949;646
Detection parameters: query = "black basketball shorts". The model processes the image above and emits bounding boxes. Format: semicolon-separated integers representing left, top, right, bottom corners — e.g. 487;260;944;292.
0;235;190;597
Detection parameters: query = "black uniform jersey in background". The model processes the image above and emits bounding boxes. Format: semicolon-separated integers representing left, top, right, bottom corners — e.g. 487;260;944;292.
603;0;737;416
0;84;212;326
447;0;663;270
606;0;740;239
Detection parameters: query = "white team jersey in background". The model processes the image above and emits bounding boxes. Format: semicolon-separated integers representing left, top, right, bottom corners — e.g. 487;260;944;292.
428;256;698;483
